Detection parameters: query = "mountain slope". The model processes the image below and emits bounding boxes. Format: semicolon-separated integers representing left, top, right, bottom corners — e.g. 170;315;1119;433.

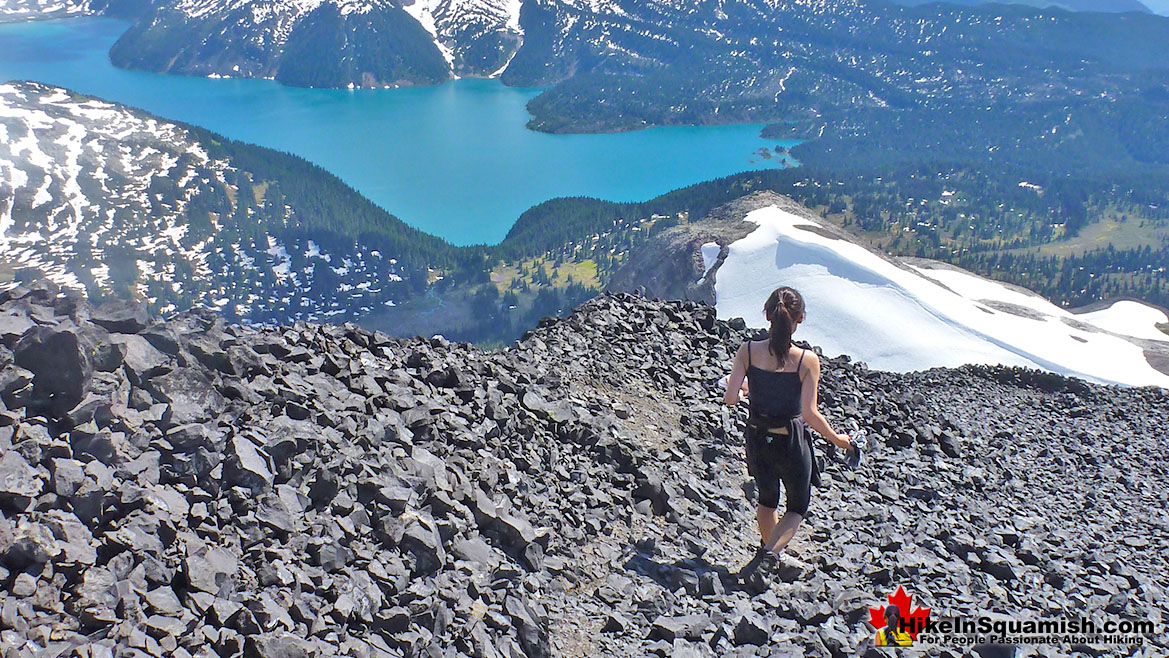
102;0;1169;113
0;287;1166;656
0;82;453;322
0;0;157;23
0;0;93;22
404;0;524;76
109;0;451;87
108;0;526;84
889;0;1152;13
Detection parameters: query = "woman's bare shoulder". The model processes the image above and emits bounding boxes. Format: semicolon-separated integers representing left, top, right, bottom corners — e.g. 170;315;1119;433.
799;346;820;371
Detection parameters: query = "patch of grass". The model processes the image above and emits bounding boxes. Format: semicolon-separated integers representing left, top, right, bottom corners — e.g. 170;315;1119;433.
253;181;268;205
1033;210;1167;257
1159;323;1169;337
491;255;601;292
556;259;599;286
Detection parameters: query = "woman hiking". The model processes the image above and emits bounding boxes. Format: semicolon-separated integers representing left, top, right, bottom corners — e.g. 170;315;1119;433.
723;286;857;574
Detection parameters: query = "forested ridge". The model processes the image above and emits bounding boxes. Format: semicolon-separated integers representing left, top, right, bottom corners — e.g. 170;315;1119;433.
487;167;1169;311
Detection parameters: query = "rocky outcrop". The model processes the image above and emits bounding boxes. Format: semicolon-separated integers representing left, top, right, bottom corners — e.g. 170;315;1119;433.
0;280;1166;657
606;192;812;305
604;193;775;305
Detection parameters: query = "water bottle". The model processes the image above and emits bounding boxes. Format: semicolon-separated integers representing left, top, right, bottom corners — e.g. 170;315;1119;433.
845;424;867;469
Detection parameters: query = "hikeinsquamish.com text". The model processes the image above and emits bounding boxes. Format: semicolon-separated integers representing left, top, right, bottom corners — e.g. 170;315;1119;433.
914;616;1155;647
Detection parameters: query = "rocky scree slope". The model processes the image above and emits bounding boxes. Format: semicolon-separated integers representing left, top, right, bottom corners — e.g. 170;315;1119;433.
0;282;1167;657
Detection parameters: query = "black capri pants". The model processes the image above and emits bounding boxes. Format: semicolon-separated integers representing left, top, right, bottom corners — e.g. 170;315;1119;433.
744;420;813;516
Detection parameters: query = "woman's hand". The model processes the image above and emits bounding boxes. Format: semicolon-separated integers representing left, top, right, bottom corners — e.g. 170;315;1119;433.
799;351;853;450
831;432;852;451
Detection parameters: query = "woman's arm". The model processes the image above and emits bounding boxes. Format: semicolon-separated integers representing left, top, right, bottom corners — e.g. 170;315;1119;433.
724;342;749;406
800;350;851;449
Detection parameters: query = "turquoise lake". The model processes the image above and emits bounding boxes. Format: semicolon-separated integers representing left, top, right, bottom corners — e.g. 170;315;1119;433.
0;17;796;246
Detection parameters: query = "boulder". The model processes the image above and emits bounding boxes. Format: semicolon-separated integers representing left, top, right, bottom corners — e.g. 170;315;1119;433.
150;367;226;426
243;633;311;658
733;613;771;646
114;334;170;383
0;313;34;347
91;300;149;334
649;614;712;641
14;325;105;416
0;451;43;507
184;546;239;595
223;436;273;491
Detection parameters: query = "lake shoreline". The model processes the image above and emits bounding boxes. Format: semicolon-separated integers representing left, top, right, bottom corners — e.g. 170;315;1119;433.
0;16;799;246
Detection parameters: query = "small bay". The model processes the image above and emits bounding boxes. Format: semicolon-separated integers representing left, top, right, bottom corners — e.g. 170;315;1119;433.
0;17;797;246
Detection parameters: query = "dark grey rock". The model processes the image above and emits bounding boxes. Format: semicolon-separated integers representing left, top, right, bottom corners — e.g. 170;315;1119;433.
144;587;184;616
91;301;149;334
149;367;226;426
115;334;170;383
184;547;238;595
14;325;105;416
223;436;273;491
0;451;43;504
0;313;34;348
649;614;711;641
243;633;311;658
733;613;770;646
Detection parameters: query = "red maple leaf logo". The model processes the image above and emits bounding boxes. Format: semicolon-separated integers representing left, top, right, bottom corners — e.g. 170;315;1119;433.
868;586;932;640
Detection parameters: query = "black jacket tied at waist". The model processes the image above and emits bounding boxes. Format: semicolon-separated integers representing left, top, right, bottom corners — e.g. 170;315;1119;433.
745;414;822;488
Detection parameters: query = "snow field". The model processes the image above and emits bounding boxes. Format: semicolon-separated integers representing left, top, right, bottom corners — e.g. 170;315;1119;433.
711;206;1169;388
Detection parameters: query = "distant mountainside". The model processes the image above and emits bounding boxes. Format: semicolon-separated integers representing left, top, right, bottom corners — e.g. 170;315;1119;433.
0;82;454;323
0;0;91;22
108;0;524;84
104;0;1169;122
404;0;524;76
890;0;1152;13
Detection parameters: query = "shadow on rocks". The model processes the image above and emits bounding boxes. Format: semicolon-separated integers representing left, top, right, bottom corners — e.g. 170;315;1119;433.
625;553;739;597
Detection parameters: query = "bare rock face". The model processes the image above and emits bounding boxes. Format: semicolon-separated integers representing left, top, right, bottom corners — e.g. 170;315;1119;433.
605;192;785;305
0;279;1165;657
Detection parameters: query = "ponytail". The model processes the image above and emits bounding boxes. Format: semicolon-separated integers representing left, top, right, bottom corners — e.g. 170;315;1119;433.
763;286;805;361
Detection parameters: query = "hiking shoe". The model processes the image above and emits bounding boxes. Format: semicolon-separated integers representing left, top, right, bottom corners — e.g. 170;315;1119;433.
739;546;776;580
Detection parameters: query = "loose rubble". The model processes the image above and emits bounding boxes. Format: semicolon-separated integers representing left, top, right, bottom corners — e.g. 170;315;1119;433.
0;279;1166;657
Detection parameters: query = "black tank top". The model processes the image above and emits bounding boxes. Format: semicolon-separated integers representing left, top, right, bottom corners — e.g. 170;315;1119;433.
746;341;804;422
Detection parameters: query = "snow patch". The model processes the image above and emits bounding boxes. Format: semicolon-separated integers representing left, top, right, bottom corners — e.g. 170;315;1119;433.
695;241;720;285
711;206;1169;388
1078;301;1169;343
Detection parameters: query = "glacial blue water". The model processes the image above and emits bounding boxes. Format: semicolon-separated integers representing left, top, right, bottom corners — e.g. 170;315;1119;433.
0;17;797;245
